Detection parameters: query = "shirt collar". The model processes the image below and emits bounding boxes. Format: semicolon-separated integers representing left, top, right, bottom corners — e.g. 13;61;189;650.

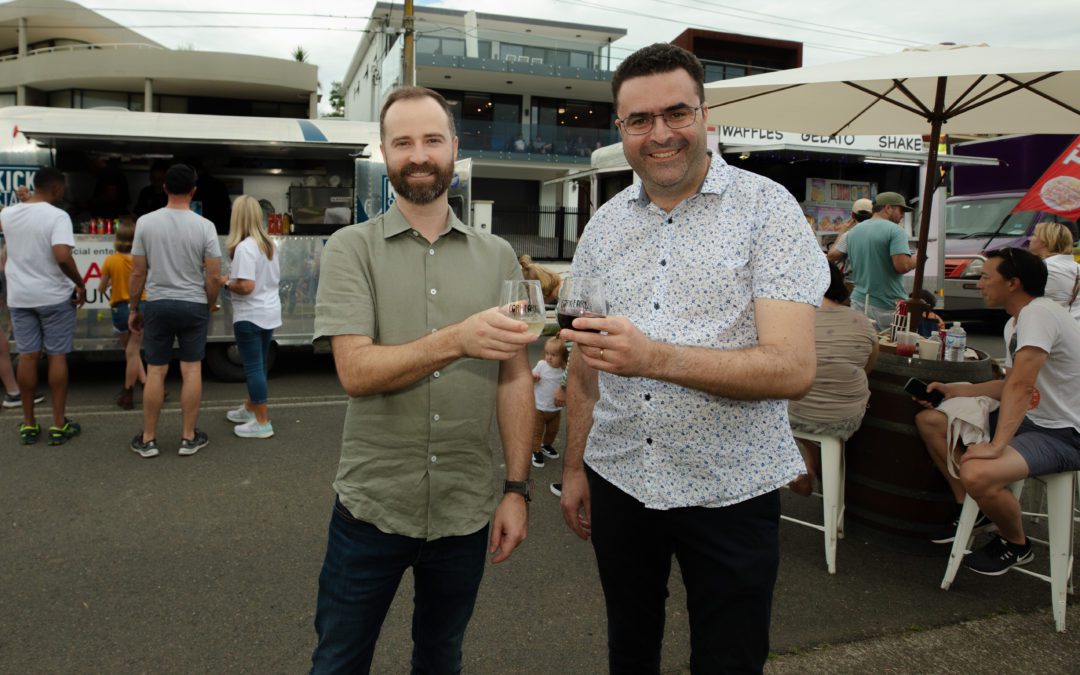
630;151;732;207
381;201;471;239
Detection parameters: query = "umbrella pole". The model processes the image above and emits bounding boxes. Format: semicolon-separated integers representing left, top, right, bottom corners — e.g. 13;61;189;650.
910;77;947;331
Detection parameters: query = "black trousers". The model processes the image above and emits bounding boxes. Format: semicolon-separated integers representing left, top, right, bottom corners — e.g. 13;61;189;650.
587;466;780;674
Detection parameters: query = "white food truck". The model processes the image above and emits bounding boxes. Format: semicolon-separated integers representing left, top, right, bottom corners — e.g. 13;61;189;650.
0;106;474;380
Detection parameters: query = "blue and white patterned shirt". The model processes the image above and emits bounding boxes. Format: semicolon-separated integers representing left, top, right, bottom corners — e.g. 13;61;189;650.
572;153;829;509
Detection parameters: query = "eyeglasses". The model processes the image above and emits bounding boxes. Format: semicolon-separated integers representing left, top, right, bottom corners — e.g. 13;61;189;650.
616;105;703;135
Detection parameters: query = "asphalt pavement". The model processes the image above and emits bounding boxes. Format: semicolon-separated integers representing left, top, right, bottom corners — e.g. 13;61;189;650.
2;338;1076;674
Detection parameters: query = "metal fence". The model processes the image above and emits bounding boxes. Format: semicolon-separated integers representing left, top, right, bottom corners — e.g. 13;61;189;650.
492;206;584;261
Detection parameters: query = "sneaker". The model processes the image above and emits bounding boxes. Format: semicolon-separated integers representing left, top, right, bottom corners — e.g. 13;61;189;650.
4;392;45;408
226;404;255;424
130;434;160;458
540;444;560;459
19;422;41;445
929;510;997;544
234;420;274;439
964;535;1034;576
550;482;563;497
178;429;209;456
531;451;545;468
47;418;81;445
117;387;134;410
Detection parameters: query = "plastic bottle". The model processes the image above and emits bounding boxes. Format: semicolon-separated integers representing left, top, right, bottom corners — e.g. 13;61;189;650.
944;321;967;362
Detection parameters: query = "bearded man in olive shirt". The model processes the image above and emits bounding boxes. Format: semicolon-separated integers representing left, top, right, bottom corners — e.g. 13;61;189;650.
310;87;537;674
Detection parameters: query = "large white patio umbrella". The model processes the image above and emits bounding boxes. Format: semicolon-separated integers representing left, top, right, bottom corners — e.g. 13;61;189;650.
704;43;1080;313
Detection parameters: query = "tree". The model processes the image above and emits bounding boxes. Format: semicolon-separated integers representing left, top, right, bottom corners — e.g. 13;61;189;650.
326;81;345;118
292;46;309;63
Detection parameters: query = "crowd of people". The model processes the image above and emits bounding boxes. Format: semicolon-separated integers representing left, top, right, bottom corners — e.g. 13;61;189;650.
1;163;282;454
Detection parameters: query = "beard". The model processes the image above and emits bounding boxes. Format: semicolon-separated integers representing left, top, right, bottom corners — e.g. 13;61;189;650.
388;159;454;206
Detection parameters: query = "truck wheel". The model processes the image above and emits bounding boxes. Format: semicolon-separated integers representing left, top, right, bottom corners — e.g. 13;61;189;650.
205;342;278;382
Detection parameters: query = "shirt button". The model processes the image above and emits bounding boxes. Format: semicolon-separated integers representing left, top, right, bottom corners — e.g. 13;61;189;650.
646;437;653;445
429;248;435;255
433;414;440;421
431;328;438;334
433;371;440;378
431;455;437;463
644;394;651;401
430;288;437;295
653;302;660;310
660;259;667;266
412;231;420;237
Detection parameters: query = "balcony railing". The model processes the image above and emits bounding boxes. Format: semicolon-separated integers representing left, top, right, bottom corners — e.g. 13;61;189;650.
0;43;165;62
418;53;612;82
455;120;618;161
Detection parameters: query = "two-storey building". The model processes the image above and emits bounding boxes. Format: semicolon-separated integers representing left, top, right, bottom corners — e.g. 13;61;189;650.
0;0;318;118
343;3;626;255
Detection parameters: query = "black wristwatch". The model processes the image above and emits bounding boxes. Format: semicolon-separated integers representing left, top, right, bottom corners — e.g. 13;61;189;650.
503;480;531;503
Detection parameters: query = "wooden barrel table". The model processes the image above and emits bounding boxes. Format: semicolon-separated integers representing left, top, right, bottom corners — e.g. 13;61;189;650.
843;349;995;539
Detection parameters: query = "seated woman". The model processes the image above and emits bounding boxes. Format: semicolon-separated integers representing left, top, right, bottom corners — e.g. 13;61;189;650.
518;255;562;305
1029;220;1080;322
788;261;880;495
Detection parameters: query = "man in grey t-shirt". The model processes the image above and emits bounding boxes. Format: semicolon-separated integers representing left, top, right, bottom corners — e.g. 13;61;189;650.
128;164;221;458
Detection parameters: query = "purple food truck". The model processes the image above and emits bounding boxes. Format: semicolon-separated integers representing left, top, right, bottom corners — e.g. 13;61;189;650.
942;134;1077;318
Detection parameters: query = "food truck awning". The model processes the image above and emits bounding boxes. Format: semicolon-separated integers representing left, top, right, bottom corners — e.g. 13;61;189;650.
5;106;379;160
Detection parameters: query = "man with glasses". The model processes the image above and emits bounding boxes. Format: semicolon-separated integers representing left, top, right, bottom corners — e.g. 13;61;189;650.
915;248;1080;574
558;43;828;671
843;191;919;329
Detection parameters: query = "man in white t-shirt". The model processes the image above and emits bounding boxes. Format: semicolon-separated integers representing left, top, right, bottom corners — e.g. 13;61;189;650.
128;164;221;459
916;247;1080;575
0;168;85;445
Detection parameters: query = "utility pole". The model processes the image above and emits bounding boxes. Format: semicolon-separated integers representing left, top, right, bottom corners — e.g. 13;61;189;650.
403;0;415;86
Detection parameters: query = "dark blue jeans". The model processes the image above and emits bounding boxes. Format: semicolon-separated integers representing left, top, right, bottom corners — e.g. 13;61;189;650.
587;466;780;674
311;499;489;675
233;321;273;404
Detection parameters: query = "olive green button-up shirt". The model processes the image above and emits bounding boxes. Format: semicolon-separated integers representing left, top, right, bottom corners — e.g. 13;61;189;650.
314;203;521;540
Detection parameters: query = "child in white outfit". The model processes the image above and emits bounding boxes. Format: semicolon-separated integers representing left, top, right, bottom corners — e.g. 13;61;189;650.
531;336;568;468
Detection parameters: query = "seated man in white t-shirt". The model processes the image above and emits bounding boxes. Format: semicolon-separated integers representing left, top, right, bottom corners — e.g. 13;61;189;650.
915;247;1080;575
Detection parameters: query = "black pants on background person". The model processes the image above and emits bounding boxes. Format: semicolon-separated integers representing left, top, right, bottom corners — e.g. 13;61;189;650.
586;466;780;674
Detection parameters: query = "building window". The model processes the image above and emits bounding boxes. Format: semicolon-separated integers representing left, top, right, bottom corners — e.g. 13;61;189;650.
497;42;593;69
436;89;522;152
417;36;466;57
531;97;615;156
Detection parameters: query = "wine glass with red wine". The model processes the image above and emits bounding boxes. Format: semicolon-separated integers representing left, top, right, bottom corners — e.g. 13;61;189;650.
556;276;607;333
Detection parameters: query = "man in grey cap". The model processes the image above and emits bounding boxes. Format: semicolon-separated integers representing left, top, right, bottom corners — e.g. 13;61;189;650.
843;192;920;329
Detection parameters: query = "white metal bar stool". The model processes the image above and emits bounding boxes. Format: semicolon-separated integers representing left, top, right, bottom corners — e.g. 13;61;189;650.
940;471;1076;632
783;430;845;574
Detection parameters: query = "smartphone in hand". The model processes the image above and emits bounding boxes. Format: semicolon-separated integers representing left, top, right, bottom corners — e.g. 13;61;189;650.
904;377;945;407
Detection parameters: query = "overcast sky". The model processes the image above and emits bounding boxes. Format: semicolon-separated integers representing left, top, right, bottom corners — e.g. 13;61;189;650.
61;0;1080;114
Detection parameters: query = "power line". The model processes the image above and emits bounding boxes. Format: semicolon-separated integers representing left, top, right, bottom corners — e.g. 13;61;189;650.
686;0;922;48
553;0;885;58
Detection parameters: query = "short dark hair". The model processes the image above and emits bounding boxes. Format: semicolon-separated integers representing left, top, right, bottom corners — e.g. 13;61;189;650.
853;211;872;223
985;248;1047;297
611;43;705;111
33;167;65;191
379;86;456;141
164;163;197;195
823;261;850;303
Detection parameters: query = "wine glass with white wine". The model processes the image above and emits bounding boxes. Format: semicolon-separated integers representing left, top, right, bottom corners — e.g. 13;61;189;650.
500;280;546;336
